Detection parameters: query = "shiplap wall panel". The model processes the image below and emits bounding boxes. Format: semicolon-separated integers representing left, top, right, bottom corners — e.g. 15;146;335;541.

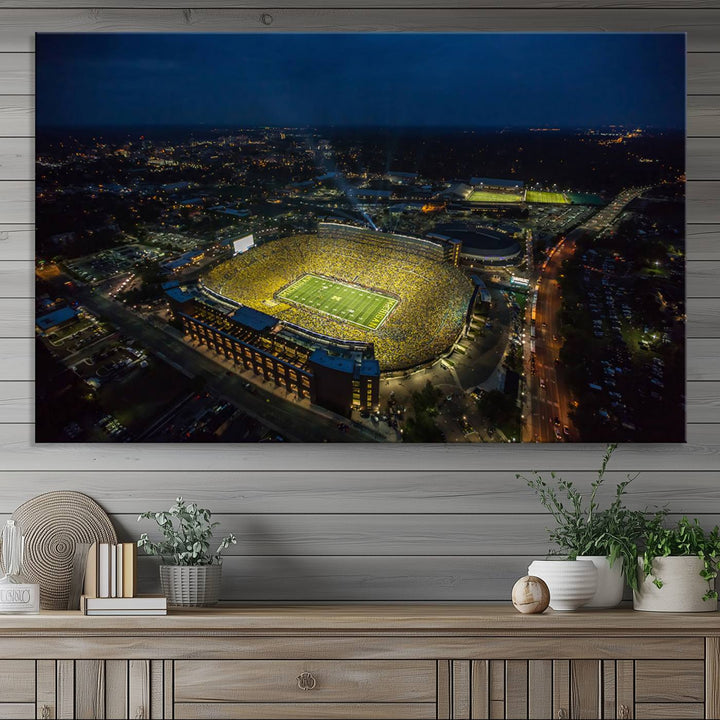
0;471;718;514
0;9;720;50
0;182;32;224
106;511;720;555
687;225;720;261
687;299;720;335
0;97;32;137
0;225;32;261
0;2;717;601
688;97;720;137
2;509;719;556
0;54;32;95
1;0;719;8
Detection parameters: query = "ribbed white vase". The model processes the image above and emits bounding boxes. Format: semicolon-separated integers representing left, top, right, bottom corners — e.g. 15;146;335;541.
528;559;598;611
633;556;718;613
577;556;624;608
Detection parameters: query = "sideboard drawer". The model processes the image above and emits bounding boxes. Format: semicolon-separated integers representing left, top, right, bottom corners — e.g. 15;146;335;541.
0;661;35;702
0;704;34;719
635;660;705;702
174;660;437;703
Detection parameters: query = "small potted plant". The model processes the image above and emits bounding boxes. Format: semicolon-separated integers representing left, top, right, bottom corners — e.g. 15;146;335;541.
633;516;720;613
138;497;236;607
519;444;665;609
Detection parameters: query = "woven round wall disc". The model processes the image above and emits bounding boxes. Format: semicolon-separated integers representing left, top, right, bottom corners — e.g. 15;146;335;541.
11;491;117;610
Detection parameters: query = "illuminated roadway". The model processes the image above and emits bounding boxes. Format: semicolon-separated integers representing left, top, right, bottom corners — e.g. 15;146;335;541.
522;186;648;442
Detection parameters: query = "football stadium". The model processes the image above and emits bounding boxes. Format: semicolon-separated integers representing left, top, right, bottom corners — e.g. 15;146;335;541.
200;223;475;372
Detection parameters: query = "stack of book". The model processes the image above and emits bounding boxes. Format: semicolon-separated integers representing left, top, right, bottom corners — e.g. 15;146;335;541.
81;542;167;616
80;594;167;616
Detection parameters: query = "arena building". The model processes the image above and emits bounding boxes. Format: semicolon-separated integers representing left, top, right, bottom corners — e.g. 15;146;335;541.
167;224;478;415
428;224;523;266
166;286;380;417
201;224;474;372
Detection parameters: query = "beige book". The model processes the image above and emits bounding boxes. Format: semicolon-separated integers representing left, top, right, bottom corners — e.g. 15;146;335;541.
122;542;138;598
83;542;98;599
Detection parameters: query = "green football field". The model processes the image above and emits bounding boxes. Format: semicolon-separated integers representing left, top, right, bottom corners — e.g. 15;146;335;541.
277;274;398;330
467;190;524;203
525;190;571;204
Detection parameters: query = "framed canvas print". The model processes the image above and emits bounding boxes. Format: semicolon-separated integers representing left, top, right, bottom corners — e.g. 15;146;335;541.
35;33;686;443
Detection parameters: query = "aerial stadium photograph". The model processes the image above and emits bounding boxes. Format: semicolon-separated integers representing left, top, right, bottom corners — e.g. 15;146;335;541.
35;33;686;443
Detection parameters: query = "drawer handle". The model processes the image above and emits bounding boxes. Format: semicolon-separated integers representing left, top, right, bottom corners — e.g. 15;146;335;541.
297;671;317;691
619;705;631;719
557;710;567;719
40;705;51;720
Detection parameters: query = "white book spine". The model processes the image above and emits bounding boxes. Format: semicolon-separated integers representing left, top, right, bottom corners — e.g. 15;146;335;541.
110;545;117;598
86;610;167;616
116;544;123;598
98;544;110;598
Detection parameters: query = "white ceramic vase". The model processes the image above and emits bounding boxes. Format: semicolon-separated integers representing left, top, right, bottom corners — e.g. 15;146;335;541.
633;556;718;613
527;559;598;611
577;555;624;608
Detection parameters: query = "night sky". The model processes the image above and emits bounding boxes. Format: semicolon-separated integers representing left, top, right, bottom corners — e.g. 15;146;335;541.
36;33;685;131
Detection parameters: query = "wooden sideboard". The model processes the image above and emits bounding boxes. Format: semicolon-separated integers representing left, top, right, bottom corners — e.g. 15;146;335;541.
0;606;717;720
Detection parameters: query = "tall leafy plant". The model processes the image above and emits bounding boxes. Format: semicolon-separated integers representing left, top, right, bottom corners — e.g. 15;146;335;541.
517;444;666;591
137;497;237;566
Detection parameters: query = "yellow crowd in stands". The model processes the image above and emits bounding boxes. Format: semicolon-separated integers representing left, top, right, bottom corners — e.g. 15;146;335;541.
203;231;473;371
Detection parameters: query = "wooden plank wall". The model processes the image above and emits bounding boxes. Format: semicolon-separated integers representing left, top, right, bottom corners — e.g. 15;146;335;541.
0;0;718;602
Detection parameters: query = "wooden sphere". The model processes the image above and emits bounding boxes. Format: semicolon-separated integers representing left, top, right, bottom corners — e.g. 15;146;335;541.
512;575;550;614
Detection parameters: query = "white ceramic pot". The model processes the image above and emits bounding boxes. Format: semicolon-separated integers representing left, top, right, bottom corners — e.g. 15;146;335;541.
633;556;718;613
577;555;624;608
527;559;598;611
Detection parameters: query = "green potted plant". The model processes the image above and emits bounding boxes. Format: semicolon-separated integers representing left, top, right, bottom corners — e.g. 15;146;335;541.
519;444;665;609
633;516;720;613
138;497;237;607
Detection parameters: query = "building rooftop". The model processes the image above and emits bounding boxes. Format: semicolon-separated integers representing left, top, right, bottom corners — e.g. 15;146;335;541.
359;359;381;377
165;287;196;304
231;306;278;333
36;306;78;331
309;349;356;374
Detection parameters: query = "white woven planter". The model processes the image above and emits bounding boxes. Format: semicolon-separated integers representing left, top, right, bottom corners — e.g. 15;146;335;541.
633;556;717;613
160;564;222;607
